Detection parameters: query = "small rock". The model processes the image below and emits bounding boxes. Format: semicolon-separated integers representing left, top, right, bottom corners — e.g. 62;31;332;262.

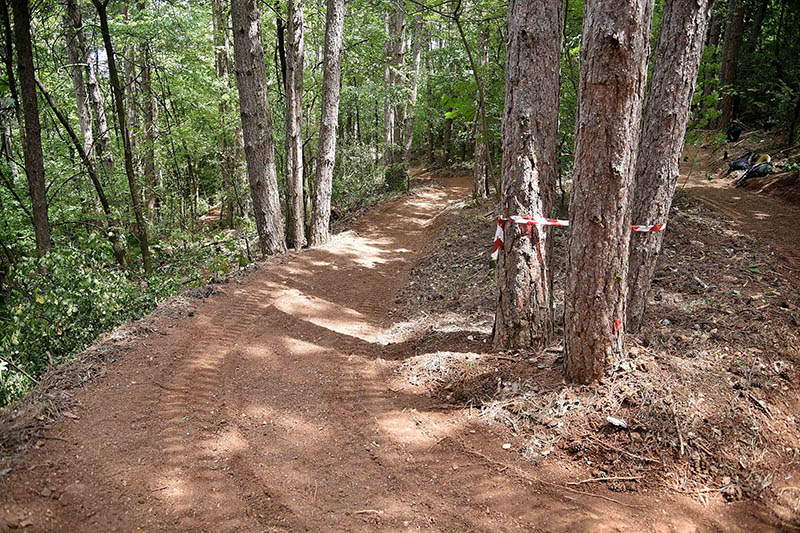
606;416;628;429
502;443;512;450
661;319;671;327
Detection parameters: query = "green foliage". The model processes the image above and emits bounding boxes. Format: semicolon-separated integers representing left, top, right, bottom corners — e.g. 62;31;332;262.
0;244;169;405
384;162;409;191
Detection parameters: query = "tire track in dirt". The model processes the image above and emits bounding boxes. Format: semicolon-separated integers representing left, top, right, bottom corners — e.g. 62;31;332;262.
0;171;781;532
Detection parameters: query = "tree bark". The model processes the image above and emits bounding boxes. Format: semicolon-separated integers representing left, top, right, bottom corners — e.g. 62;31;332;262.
564;0;654;384
61;0;93;160
92;0;152;273
285;0;305;249
716;0;745;131
12;0;51;257
141;44;160;222
492;0;563;350
627;0;714;332
1;0;21;127
231;0;286;255
382;0;405;167
403;15;422;165
472;24;489;200
309;0;344;246
453;8;495;195
71;0;113;172
212;0;234;228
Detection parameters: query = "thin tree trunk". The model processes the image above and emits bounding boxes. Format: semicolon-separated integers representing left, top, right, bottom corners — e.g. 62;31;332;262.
122;5;141;177
453;5;495;193
12;0;51;257
472;24;489;200
564;0;654;384
701;5;723;105
492;0;563;350
92;0;152;273
382;4;405;166
716;0;745;131
212;0;234;228
231;0;286;255
141;44;159;222
403;15;423;165
1;0;20;128
61;0;93;159
36;76;128;268
627;0;714;332
285;0;305;249
69;0;113;171
309;0;344;246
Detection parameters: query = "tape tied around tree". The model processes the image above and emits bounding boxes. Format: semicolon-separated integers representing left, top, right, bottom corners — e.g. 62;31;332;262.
490;216;666;261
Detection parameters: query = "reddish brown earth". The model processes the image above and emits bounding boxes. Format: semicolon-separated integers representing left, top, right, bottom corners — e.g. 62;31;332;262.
0;171;785;531
682;144;800;283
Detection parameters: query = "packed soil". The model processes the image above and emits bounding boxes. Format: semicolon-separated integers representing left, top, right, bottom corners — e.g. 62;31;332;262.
0;167;794;531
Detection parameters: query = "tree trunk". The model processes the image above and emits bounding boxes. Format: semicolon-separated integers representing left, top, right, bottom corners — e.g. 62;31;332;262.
1;0;21;127
61;2;93;160
231;0;286;255
309;0;344;246
492;0;563;350
122;5;141;177
564;0;654;384
383;0;405;166
13;0;51;257
453;12;495;195
627;0;714;332
403;16;422;166
472;24;490;200
716;0;745;131
70;0;113;172
92;0;152;273
141;45;159;222
742;0;768;58
285;0;305;250
701;5;723;105
212;0;234;228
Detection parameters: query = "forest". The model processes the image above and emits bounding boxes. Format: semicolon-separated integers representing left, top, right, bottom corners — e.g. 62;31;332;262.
0;0;799;528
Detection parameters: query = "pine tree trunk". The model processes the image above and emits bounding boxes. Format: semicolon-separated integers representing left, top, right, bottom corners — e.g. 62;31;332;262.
701;6;723;105
564;0;654;384
71;0;113;173
122;5;141;177
627;0;714;332
309;0;344;246
93;0;152;273
231;0;286;255
382;1;405;167
472;24;490;200
1;0;21;128
212;0;234;228
141;45;159;222
716;0;745;131
403;17;422;165
285;0;305;249
492;0;563;350
61;2;93;161
13;0;51;257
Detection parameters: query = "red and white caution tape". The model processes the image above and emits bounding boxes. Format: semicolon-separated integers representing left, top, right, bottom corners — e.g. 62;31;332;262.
490;216;666;260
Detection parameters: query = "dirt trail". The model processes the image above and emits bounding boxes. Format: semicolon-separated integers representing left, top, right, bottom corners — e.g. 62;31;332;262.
681;151;800;284
0;171;778;531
